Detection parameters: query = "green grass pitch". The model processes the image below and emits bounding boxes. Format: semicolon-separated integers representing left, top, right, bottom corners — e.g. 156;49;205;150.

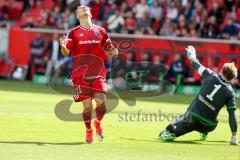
0;80;239;160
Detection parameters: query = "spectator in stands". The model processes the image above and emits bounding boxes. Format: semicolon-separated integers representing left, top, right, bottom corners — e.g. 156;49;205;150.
30;33;45;57
208;1;224;24
124;11;136;34
0;11;7;22
182;1;194;22
222;18;238;39
177;14;188;37
111;54;126;78
188;22;198;37
29;33;47;79
160;18;172;36
120;1;131;13
37;8;49;28
147;55;164;83
125;52;137;81
201;16;220;39
136;52;151;91
45;34;61;78
166;1;178;21
0;6;7;22
107;10;124;33
134;0;149;20
193;1;207;27
62;7;76;30
137;52;151;74
126;52;136;70
102;2;117;21
111;54;127;89
161;18;177;36
225;0;236;12
136;13;150;34
151;15;162;35
211;57;220;73
88;0;101;20
148;1;162;22
166;54;186;82
48;6;64;29
0;10;7;28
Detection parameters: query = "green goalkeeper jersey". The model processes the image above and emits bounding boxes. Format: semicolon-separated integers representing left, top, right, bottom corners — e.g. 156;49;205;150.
188;68;236;126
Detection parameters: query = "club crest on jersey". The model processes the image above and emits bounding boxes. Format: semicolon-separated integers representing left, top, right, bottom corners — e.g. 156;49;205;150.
94;31;101;37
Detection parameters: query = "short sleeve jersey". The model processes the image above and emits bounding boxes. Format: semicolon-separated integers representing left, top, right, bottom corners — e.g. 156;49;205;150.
65;25;112;79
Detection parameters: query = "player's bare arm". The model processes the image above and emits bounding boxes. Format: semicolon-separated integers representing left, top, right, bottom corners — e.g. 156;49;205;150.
59;35;70;56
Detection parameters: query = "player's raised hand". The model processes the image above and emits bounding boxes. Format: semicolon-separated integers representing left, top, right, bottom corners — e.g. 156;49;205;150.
111;48;118;58
59;35;66;47
230;136;239;146
59;35;70;56
186;45;196;60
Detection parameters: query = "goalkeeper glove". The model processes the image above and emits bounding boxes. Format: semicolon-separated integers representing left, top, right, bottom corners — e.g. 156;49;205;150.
186;45;196;60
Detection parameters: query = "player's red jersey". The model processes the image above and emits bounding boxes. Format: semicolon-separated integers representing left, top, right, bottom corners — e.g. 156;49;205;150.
65;24;112;79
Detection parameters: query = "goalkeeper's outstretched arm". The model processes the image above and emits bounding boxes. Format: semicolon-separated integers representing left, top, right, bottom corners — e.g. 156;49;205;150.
186;46;207;76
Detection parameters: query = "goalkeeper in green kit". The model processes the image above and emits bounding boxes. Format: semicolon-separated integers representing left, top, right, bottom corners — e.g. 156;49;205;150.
158;46;238;145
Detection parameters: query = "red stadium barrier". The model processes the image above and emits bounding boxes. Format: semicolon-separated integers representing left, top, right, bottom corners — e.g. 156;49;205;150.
8;27;36;66
7;28;240;69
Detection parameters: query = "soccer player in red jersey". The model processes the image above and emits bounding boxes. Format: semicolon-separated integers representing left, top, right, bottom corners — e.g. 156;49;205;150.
59;5;118;143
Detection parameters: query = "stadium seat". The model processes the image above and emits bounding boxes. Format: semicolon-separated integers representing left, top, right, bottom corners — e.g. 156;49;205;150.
42;0;54;9
7;1;23;20
28;8;41;19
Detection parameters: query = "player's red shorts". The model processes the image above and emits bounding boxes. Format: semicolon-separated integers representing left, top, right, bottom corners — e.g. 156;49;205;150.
72;77;107;102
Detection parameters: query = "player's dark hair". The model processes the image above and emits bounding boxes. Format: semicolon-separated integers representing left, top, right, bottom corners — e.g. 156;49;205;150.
221;62;238;81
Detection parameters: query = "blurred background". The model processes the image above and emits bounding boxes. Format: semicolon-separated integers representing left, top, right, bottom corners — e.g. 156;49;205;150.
0;0;240;95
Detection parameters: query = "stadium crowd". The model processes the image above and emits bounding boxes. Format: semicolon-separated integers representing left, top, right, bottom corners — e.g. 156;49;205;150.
0;0;240;39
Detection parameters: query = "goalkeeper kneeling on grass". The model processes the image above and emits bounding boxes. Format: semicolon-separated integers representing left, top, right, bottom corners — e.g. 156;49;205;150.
158;46;239;145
